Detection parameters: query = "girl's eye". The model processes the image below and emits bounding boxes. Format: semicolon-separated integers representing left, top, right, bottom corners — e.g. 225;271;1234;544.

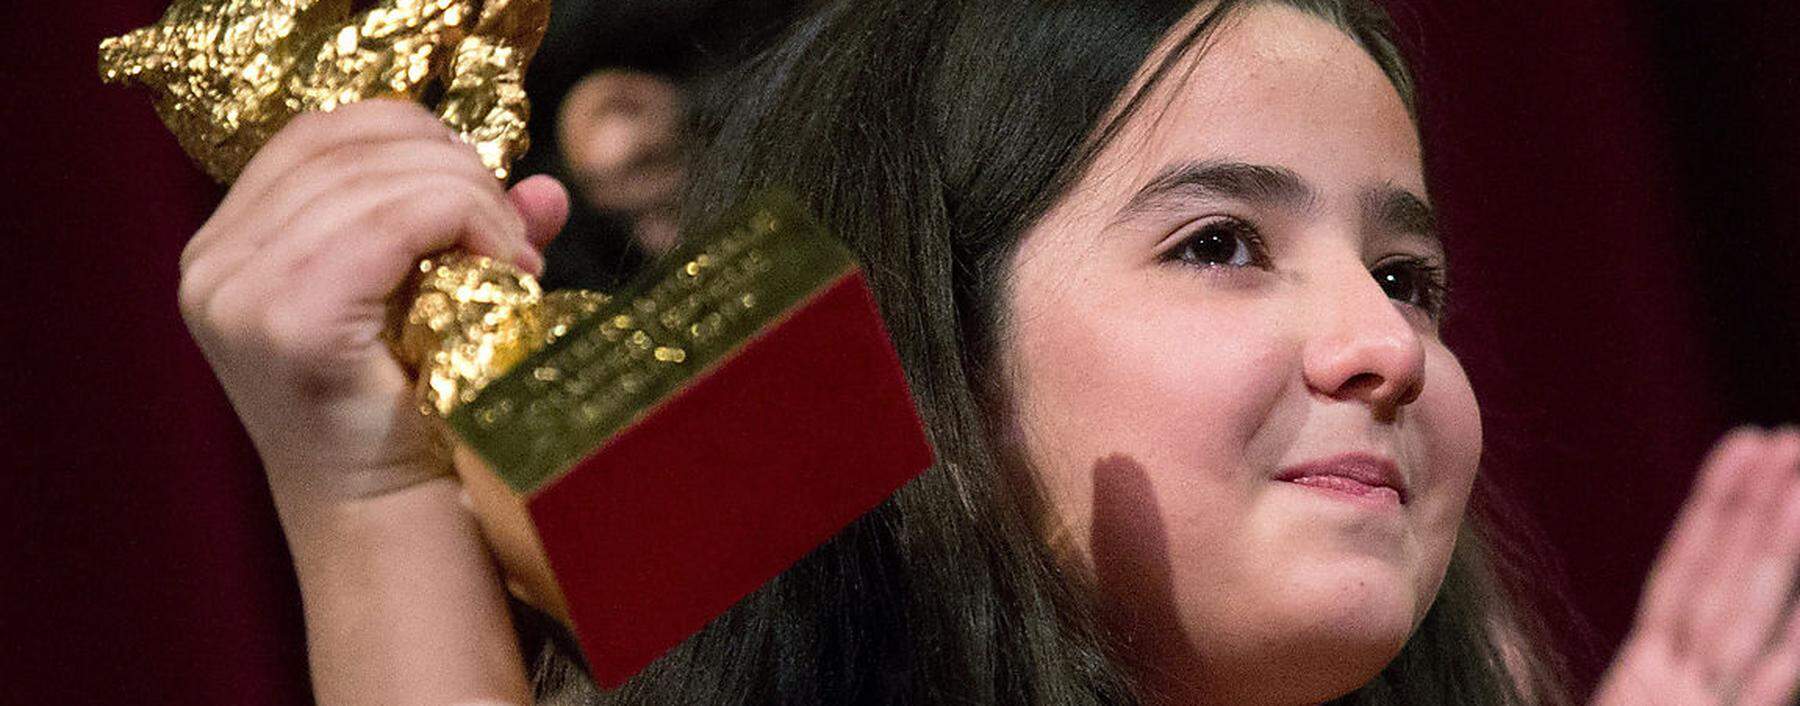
1370;258;1451;319
1162;219;1269;269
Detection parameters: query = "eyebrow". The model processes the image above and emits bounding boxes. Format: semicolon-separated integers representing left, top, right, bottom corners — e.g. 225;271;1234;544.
1114;159;1440;243
1360;184;1439;243
1118;160;1319;222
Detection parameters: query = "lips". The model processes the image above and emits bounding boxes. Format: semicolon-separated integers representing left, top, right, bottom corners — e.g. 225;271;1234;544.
1273;453;1409;505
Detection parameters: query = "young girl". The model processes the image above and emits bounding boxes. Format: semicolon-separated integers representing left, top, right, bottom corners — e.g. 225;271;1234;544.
175;0;1800;703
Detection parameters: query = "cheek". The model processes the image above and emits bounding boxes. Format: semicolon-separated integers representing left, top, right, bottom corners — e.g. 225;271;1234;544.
1006;278;1296;560
1424;346;1481;502
1411;344;1483;576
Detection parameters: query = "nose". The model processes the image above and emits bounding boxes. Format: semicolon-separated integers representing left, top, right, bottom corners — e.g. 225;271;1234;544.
1301;264;1427;421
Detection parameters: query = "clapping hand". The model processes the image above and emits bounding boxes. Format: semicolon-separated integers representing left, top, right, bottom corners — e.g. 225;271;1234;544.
1592;428;1800;706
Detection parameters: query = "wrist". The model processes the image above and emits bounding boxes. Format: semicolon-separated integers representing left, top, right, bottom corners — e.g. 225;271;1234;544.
240;388;456;516
276;473;466;560
276;474;532;705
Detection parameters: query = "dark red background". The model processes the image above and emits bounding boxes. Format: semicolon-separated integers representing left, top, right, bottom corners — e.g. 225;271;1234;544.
5;1;1796;703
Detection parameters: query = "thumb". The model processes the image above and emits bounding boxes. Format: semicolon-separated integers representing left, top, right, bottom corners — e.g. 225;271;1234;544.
507;174;571;256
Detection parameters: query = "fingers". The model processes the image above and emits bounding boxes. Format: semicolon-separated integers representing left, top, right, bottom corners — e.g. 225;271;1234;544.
1689;431;1800;655
1635;428;1768;645
235;99;458;194
189;100;478;263
182;104;543;317
236;135;506;246
238;176;528;307
1737;601;1800;706
366;180;542;285
178;105;554;420
1726;432;1800;706
506;175;570;255
185;137;517;288
174;100;560;522
191;176;523;356
1706;430;1800;662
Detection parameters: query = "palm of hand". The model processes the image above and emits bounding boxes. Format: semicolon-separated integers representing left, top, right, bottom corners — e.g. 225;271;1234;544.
1592;429;1800;706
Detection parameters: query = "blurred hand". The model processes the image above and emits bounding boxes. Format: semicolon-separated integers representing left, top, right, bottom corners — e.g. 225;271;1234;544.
178;99;568;521
1592;428;1800;706
557;68;685;254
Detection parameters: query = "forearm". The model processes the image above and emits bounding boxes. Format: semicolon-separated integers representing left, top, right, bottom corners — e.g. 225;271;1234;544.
281;476;531;706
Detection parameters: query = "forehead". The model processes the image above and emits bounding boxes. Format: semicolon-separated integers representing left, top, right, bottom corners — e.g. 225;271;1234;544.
1095;4;1423;206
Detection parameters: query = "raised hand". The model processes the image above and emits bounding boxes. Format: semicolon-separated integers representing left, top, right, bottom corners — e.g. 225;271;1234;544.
1592;428;1800;706
178;99;569;704
179;98;565;519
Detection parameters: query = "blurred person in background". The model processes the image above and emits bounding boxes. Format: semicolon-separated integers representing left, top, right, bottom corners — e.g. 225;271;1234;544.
521;0;812;292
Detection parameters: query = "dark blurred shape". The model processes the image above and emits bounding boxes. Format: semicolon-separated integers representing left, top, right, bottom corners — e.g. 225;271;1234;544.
1642;1;1800;428
516;0;812;293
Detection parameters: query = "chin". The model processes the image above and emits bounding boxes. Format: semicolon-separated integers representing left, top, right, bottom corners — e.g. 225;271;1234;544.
1293;558;1419;663
1296;556;1420;639
1179;560;1423;705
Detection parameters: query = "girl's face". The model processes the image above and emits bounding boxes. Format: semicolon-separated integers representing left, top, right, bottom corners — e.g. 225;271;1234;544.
1002;5;1479;704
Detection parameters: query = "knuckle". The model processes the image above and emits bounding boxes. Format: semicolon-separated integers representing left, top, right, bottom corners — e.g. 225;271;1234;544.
259;298;332;364
177;236;208;276
377;181;487;243
181;286;257;358
178;260;253;338
190;273;363;396
291;135;358;176
262;111;329;158
342;98;451;137
176;267;212;324
285;108;328;134
388;185;466;232
400;103;455;135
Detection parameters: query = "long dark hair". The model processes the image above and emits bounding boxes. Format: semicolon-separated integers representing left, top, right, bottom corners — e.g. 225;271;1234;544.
530;1;1574;703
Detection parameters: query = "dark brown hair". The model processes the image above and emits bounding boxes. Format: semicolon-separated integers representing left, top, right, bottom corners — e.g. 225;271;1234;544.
533;1;1574;703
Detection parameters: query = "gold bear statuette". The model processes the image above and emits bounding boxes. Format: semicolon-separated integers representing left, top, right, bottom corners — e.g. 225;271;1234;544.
101;0;609;417
99;0;549;182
